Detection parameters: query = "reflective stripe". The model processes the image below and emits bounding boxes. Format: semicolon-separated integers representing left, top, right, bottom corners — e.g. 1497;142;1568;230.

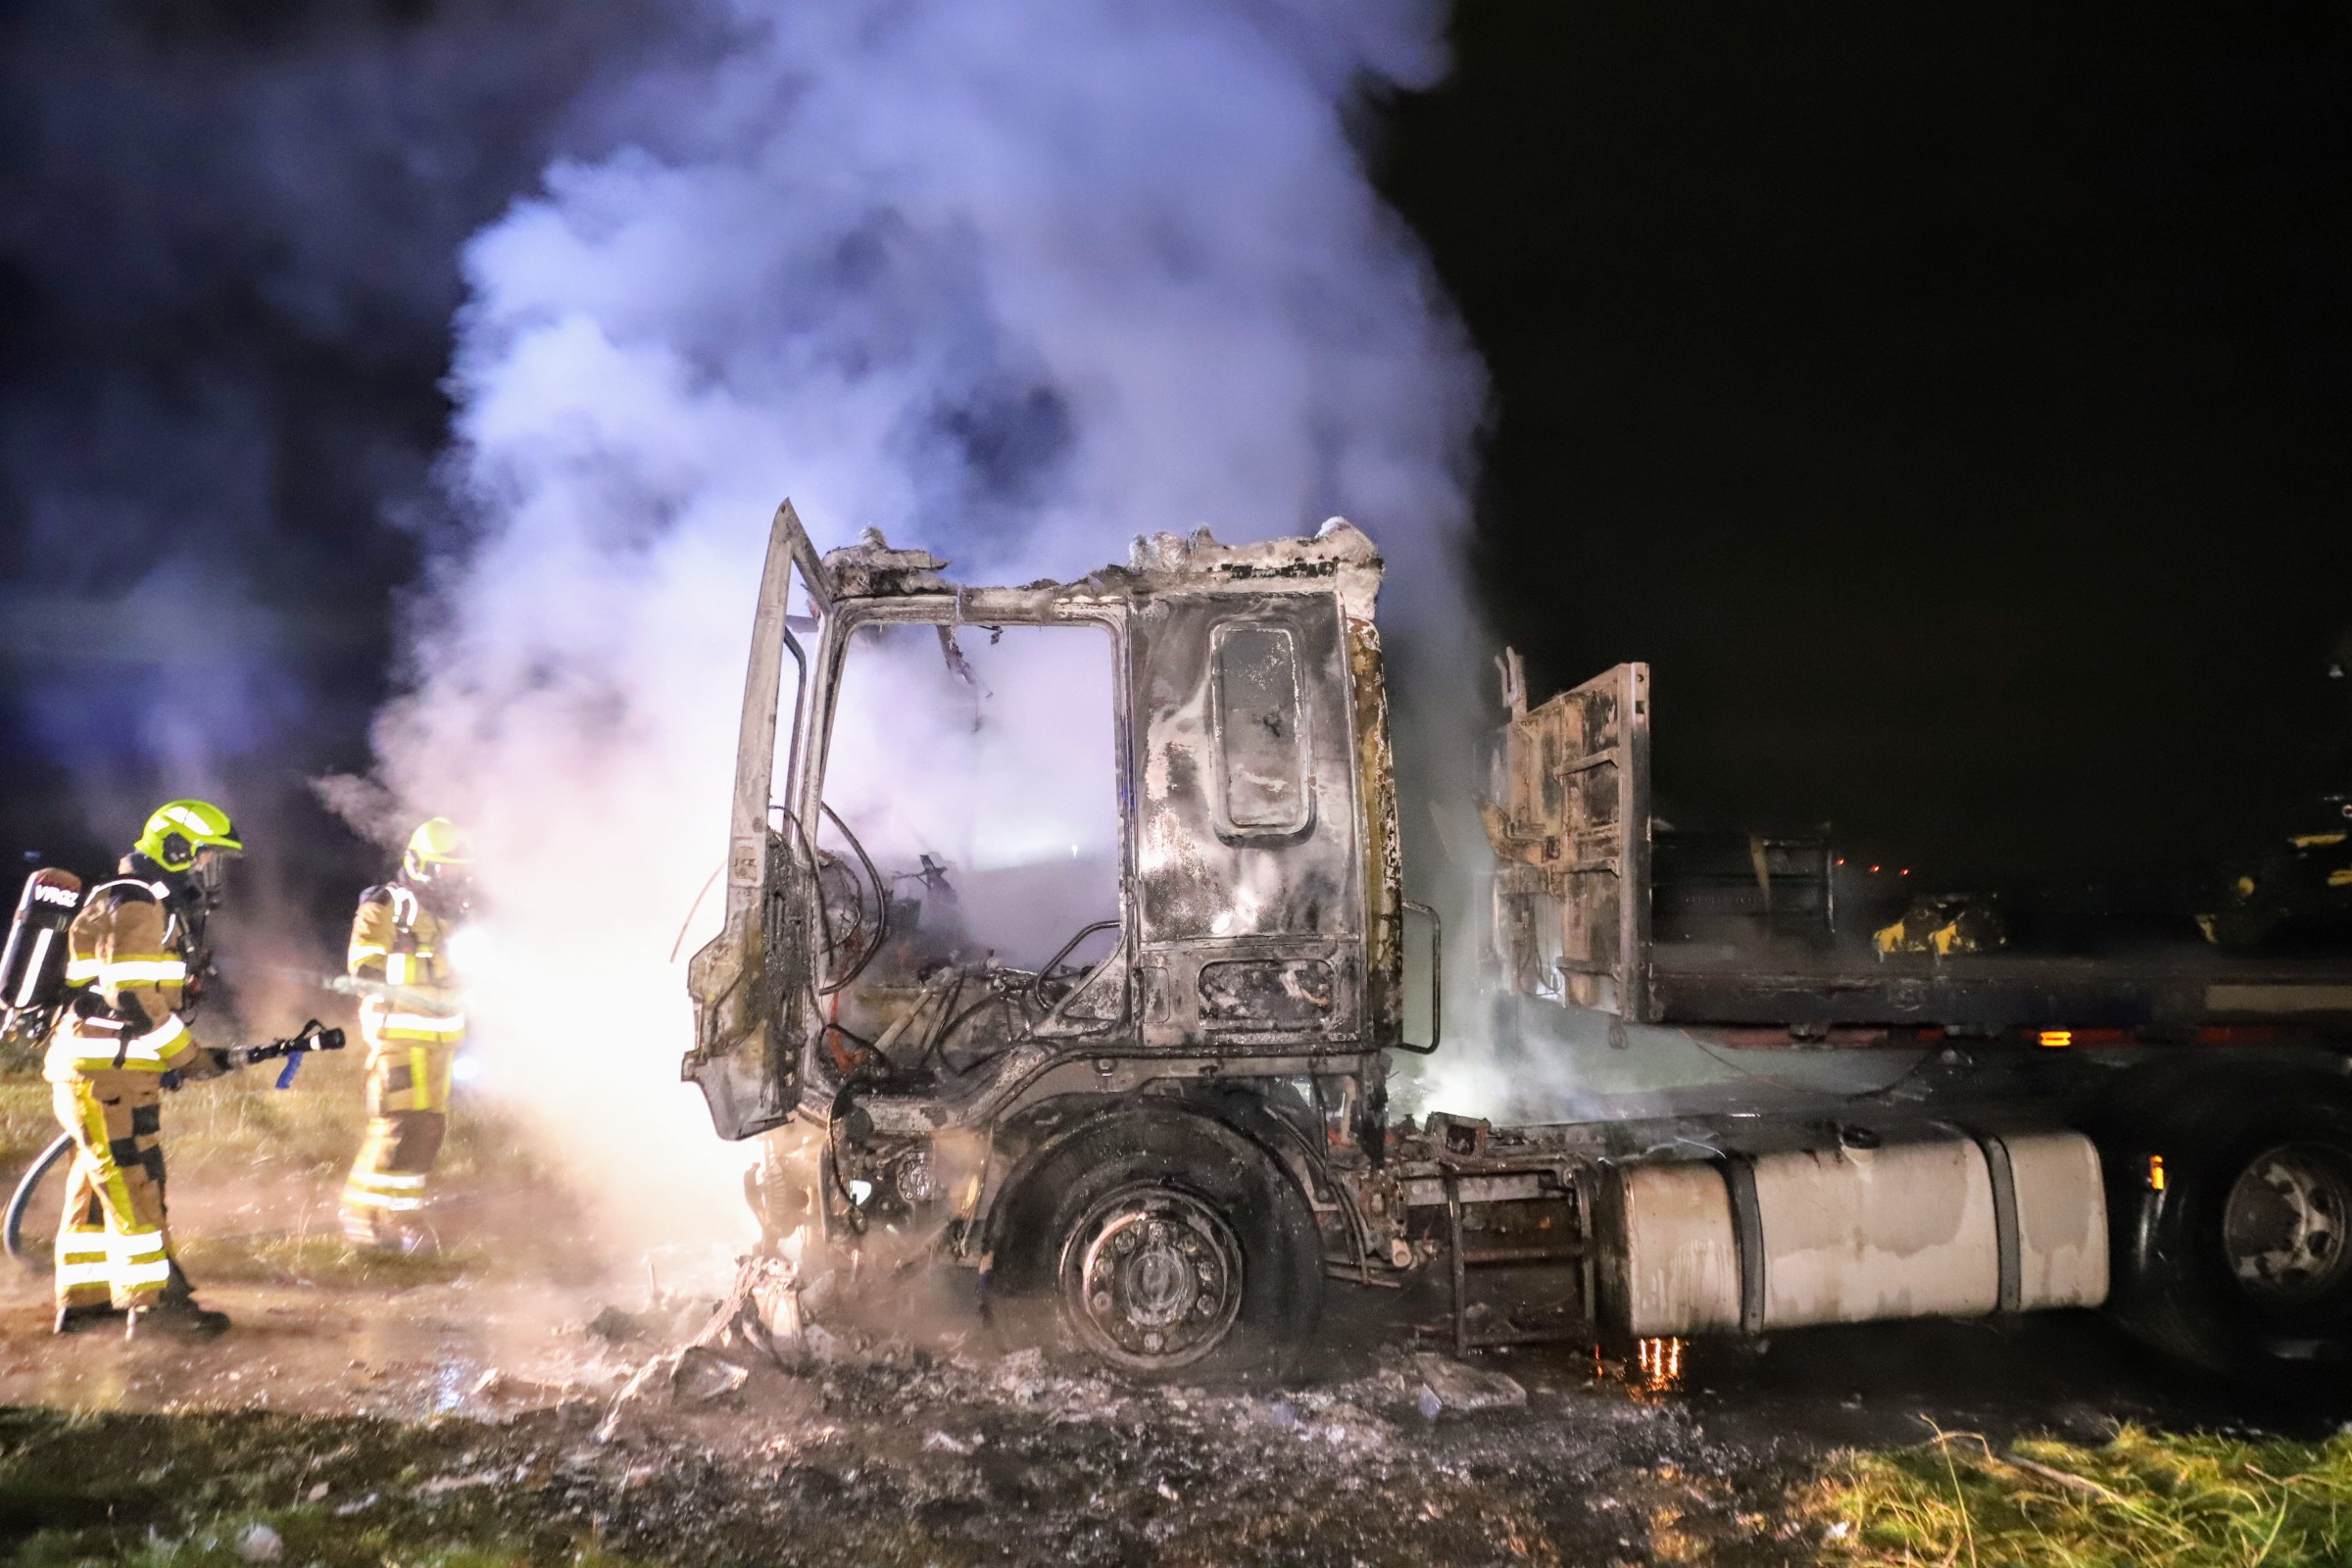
67;1048;170;1072
382;1011;464;1032
12;928;55;1006
355;1172;428;1190
116;1255;173;1289
349;943;389;961
89;878;170;903
386;953;440;985
64;957;102;983
344;1189;424;1211
110;1230;171;1290
99;958;188;986
67;1015;190;1072
55;1260;116;1288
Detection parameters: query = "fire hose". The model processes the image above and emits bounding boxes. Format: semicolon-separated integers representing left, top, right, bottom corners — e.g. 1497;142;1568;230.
3;1020;344;1267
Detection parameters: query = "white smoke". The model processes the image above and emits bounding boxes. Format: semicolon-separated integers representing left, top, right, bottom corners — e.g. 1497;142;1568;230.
368;0;1486;1253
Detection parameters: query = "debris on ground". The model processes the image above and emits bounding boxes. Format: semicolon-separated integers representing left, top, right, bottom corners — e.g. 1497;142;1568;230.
691;1253;805;1363
670;1345;754;1403
3;1081;2340;1567
585;1293;722;1347
1412;1350;1530;1417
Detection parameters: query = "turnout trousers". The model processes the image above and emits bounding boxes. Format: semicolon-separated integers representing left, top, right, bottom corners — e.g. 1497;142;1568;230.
51;1072;175;1312
340;1032;454;1248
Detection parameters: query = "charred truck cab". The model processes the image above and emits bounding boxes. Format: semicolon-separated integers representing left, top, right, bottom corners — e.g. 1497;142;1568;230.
689;504;2352;1382
686;504;1415;1373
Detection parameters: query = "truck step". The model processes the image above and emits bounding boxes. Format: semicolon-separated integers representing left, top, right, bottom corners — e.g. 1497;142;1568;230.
1437;1169;1594;1355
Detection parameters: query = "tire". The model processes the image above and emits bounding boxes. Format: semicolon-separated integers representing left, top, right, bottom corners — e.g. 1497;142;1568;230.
988;1110;1321;1382
2108;1077;2352;1382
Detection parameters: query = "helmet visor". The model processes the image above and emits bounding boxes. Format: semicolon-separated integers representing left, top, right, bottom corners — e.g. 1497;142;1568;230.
410;857;474;912
187;844;239;902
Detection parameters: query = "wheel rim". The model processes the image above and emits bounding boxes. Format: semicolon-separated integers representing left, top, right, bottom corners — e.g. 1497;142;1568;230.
1059;1184;1244;1371
2223;1142;2352;1306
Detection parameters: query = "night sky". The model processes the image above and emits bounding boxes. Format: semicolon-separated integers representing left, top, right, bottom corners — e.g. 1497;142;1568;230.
1385;0;2352;885
2;1;2346;924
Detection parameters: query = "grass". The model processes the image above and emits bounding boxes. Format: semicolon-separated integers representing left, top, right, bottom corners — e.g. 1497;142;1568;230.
1;1050;545;1189
1812;1422;2352;1567
2;1068;57;1171
4;1052;566;1286
14;1507;647;1568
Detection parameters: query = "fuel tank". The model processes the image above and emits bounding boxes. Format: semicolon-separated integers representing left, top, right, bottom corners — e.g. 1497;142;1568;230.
1598;1131;2108;1337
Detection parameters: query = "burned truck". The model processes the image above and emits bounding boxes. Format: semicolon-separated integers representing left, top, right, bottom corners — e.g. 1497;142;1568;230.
685;504;2352;1381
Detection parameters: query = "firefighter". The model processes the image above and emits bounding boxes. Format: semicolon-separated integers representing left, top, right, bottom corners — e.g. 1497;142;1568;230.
340;817;471;1252
47;800;243;1337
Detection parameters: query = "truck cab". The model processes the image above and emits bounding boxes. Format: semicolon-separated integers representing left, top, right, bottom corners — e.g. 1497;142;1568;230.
685;506;1424;1373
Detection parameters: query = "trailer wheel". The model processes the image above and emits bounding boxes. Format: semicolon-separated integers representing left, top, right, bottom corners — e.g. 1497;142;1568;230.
991;1111;1320;1381
2114;1084;2352;1381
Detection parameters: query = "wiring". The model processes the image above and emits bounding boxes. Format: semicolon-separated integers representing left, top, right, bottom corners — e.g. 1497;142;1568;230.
817;803;891;994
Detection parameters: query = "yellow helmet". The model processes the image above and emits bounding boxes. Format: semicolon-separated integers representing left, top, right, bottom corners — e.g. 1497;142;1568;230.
135;800;243;874
402;817;471;885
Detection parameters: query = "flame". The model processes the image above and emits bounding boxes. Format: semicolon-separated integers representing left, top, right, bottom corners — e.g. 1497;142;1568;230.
1635;1335;1686;1394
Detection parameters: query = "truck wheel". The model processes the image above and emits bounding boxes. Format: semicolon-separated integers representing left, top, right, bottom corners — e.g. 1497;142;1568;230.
994;1112;1320;1381
2114;1085;2352;1382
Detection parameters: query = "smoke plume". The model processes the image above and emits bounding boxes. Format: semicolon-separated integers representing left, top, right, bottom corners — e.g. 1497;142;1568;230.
366;0;1487;1251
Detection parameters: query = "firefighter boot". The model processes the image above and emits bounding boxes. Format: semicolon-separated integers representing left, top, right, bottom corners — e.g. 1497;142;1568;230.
125;1296;230;1340
53;1303;125;1335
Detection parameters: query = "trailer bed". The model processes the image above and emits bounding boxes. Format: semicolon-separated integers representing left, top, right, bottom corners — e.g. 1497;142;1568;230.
1653;945;2352;1031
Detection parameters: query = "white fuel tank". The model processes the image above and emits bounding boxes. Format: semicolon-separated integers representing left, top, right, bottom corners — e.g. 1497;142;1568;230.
1603;1131;2107;1338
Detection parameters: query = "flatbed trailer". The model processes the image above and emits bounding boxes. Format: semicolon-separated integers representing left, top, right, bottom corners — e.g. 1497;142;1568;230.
1480;656;2352;1377
1657;947;2352;1039
1487;657;2352;1035
686;509;2352;1383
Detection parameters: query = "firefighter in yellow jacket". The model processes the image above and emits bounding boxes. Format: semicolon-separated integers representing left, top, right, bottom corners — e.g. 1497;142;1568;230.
341;817;471;1251
48;800;243;1337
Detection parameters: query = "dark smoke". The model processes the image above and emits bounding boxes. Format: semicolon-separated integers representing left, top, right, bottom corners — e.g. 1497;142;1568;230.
0;0;674;986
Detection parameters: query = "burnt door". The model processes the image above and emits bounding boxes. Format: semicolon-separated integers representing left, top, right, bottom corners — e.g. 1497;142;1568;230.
1486;662;1653;1020
685;500;828;1139
1128;591;1366;1050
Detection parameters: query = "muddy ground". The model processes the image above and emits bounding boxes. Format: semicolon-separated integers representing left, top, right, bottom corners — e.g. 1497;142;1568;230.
4;1127;2348;1566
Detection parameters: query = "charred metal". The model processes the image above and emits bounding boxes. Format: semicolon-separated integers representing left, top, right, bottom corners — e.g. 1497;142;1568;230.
685;503;2352;1382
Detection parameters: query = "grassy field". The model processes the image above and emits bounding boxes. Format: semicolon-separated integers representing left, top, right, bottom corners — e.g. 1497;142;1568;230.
1;1050;544;1188
1814;1423;2352;1567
